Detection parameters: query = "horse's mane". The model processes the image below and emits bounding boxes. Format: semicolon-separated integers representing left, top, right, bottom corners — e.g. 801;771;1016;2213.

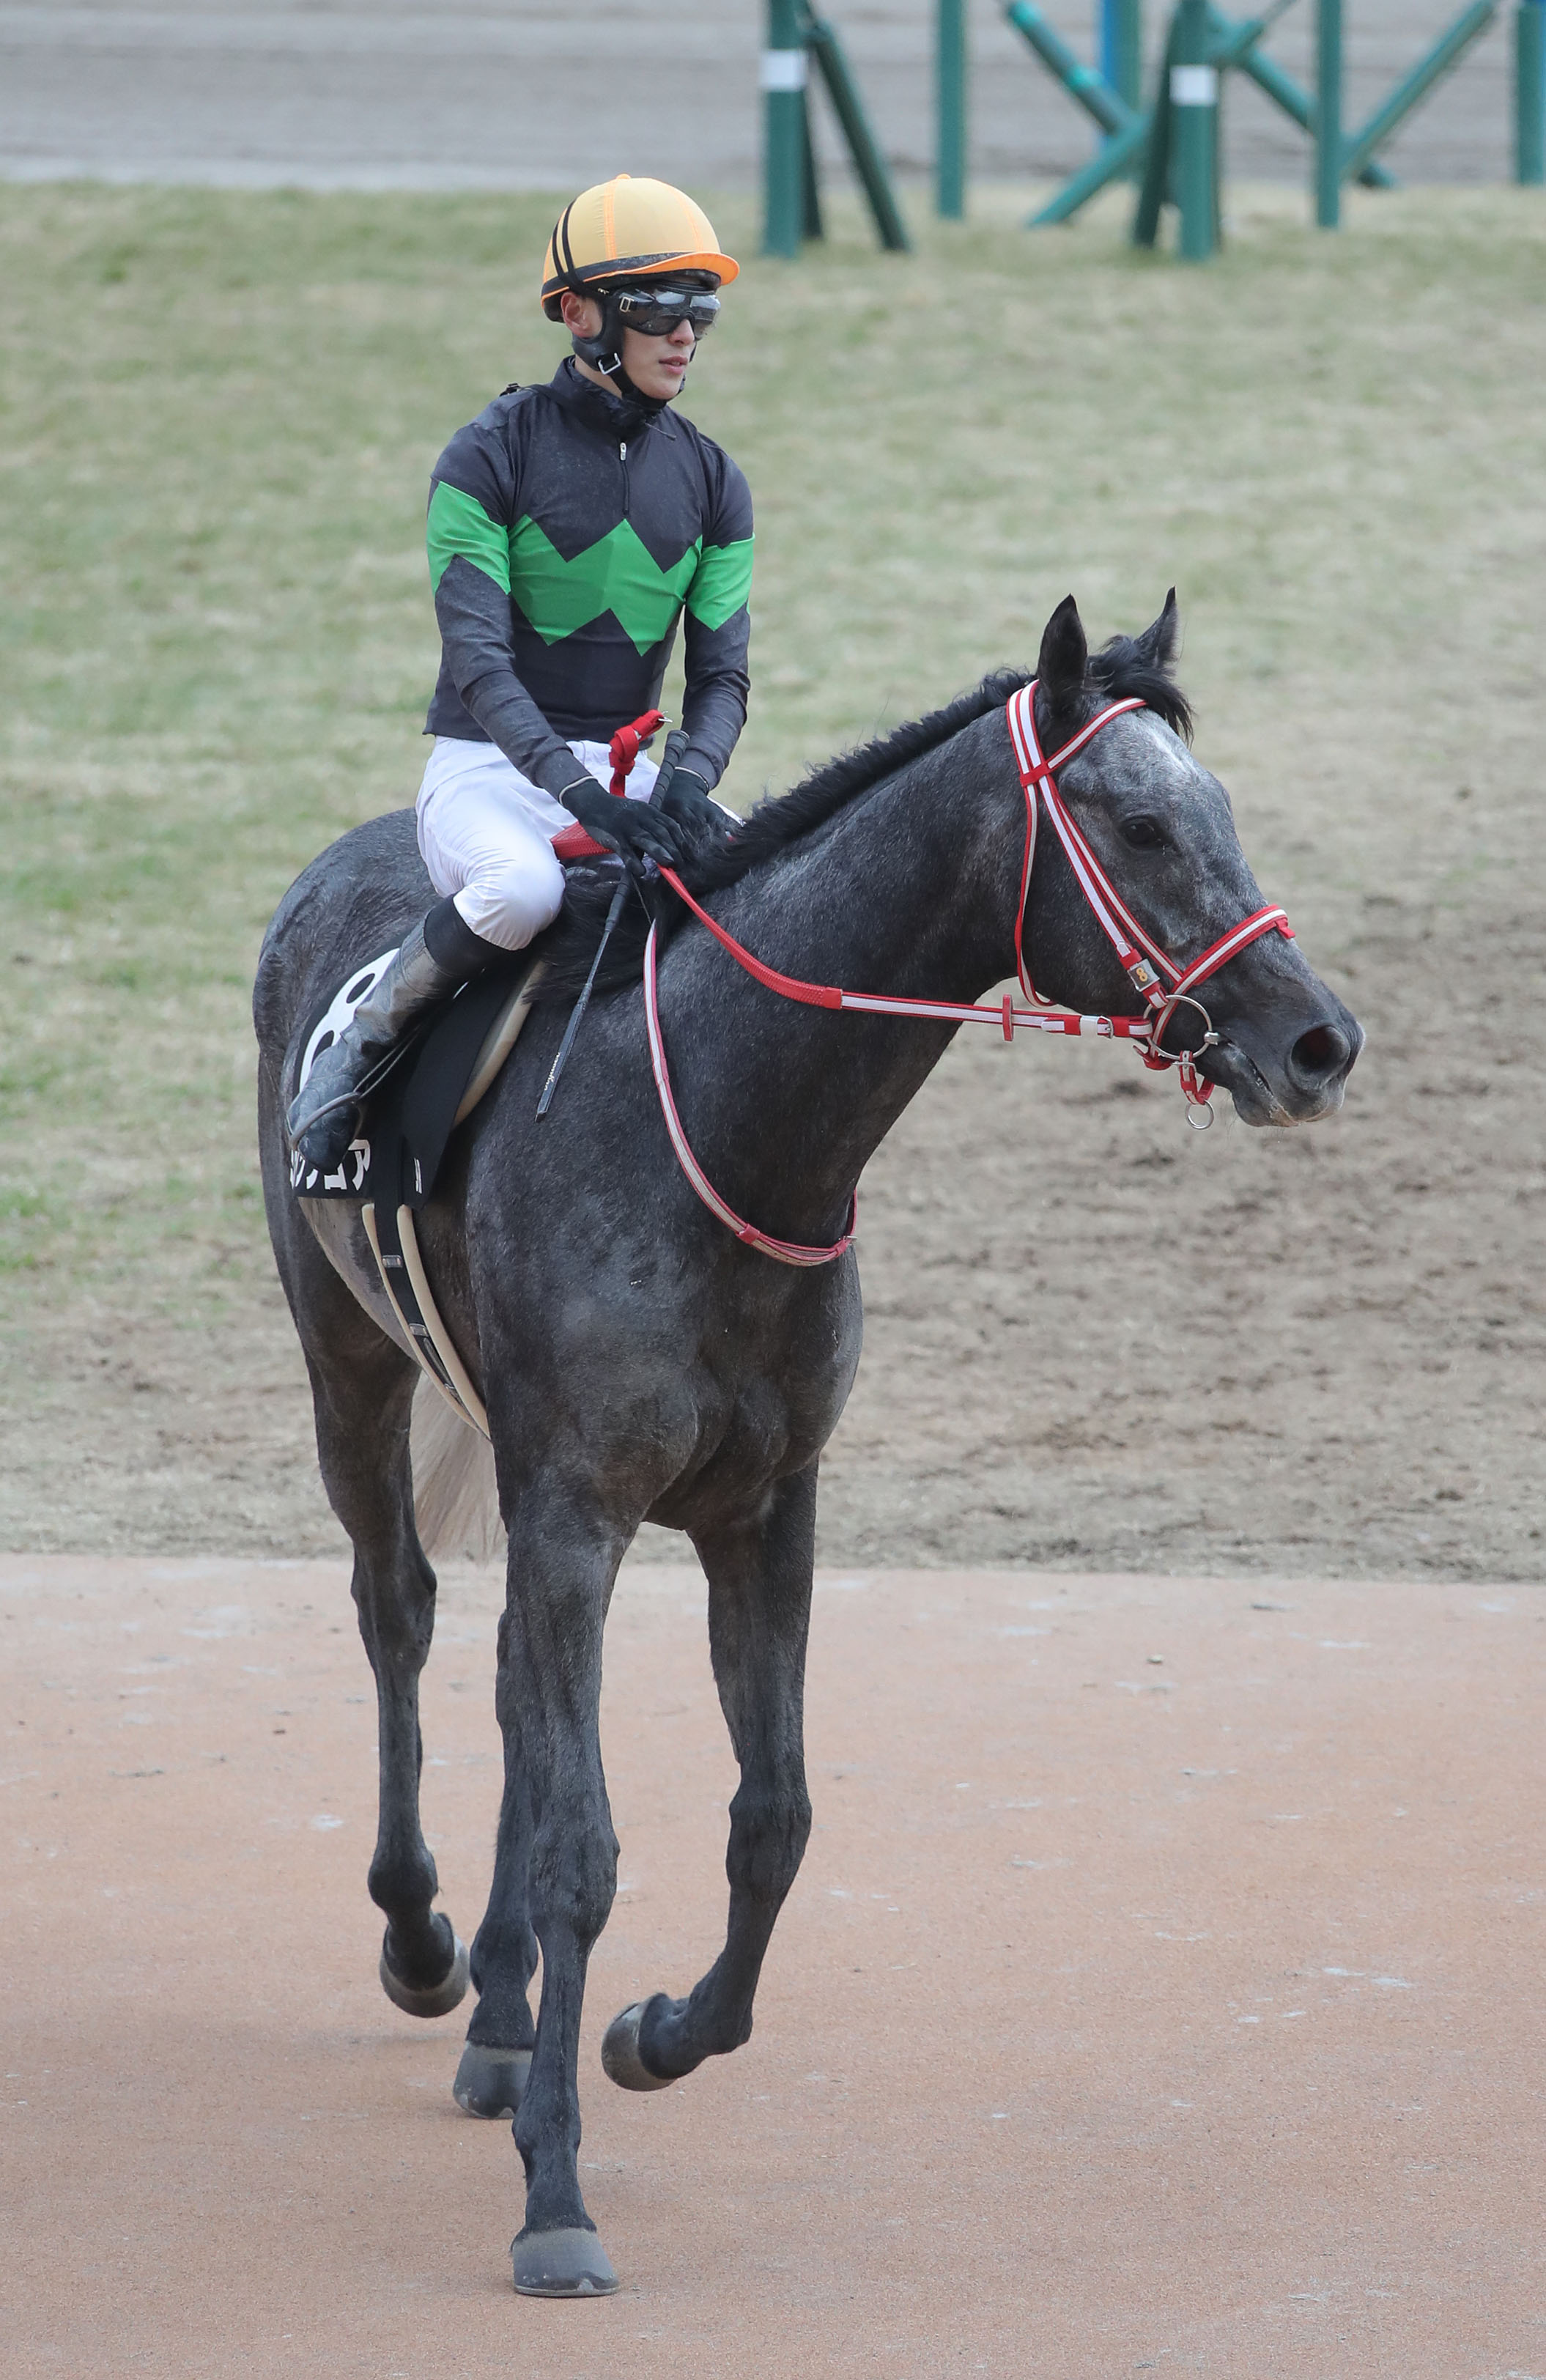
679;666;1034;898
534;634;1191;1003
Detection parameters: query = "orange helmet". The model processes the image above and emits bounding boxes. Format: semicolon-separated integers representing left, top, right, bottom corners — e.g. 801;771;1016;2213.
541;176;739;317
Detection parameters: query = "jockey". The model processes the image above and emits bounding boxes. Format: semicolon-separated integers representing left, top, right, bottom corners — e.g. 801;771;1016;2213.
288;175;753;1172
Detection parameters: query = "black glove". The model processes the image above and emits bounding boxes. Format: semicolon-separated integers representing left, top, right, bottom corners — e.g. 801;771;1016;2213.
558;775;689;875
655;765;731;856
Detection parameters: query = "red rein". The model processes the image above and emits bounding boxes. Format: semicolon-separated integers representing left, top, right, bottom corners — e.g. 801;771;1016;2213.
568;687;1293;1267
607;708;665;798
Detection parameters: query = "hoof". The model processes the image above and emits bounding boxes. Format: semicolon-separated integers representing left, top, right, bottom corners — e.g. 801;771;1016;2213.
379;1929;470;2019
453;2041;531;2119
511;2226;617;2299
601;1998;676;2093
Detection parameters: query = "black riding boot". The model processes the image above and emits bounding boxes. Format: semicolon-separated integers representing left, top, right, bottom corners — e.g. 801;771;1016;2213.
286;897;501;1175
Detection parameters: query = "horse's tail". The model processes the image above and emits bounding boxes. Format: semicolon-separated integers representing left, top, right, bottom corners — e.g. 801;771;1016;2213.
411;1385;506;1564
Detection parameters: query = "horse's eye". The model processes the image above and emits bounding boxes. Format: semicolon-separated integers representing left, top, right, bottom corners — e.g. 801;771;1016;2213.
1121;816;1165;851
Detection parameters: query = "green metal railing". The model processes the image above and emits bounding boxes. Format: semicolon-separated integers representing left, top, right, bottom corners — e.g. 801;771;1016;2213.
1223;4;1394;187
1339;0;1498;189
1027;0;1363;227
782;0;1531;262
1049;0;1290;229
1131;0;1506;253
762;0;910;256
1317;0;1499;225
807;12;912;247
1005;1;1138;136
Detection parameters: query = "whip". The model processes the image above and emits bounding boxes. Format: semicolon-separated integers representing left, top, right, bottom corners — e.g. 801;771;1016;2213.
536;727;690;1118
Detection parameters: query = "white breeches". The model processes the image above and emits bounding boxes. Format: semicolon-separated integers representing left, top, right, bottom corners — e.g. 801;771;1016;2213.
415;735;659;953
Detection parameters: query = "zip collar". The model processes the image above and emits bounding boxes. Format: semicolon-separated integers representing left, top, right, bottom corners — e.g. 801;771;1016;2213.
547;357;675;445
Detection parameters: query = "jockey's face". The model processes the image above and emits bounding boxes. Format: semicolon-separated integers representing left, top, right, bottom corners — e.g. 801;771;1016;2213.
618;313;697;402
560;290;698;404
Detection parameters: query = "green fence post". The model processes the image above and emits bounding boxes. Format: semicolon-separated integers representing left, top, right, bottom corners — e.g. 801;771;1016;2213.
1316;0;1342;226
1522;0;1546;180
763;0;808;256
1133;5;1180;245
1172;0;1220;257
938;0;968;215
1103;0;1145;109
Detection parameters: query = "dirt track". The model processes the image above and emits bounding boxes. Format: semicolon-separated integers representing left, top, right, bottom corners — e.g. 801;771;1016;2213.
6;1551;1544;2376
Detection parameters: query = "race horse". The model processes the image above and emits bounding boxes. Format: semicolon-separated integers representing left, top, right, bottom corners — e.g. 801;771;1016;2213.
254;595;1361;2296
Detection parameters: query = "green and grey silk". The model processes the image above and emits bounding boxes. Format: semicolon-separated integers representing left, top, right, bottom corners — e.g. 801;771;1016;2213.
424;361;753;801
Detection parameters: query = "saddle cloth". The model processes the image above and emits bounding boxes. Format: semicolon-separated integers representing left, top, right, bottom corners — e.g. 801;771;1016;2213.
288;808;621;1207
289;950;543;1208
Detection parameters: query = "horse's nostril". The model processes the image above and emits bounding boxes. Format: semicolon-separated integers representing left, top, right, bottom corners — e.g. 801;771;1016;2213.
1290;1022;1350;1083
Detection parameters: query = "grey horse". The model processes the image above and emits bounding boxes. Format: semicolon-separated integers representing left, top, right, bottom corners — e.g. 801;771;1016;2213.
254;595;1361;2296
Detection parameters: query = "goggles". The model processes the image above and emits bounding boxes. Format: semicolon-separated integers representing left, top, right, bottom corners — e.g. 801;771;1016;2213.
611;285;721;339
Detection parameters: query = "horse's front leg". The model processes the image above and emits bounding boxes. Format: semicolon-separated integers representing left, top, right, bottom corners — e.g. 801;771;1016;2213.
602;1463;815;2088
496;1484;626;2299
279;1213;467;2019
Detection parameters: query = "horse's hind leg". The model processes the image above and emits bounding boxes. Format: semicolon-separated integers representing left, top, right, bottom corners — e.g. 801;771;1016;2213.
601;1466;816;2090
265;1176;467;2017
327;1357;470;2017
452;1666;539;2118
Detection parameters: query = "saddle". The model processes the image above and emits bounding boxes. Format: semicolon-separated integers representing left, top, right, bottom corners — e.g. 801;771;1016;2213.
289;708;662;1429
286;951;546;1434
289;822;625;1433
289;952;543;1208
287;805;623;1212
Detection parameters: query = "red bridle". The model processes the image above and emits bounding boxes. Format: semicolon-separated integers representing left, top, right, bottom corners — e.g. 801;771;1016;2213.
602;685;1291;1265
1004;684;1293;1116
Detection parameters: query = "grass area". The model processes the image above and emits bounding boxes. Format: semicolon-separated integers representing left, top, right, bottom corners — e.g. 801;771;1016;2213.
1;180;1542;1550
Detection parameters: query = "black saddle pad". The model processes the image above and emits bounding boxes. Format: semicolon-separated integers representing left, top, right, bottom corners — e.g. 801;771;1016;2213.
290;960;529;1208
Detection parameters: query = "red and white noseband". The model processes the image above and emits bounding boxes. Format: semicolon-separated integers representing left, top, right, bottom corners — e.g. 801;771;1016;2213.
1005;683;1293;1126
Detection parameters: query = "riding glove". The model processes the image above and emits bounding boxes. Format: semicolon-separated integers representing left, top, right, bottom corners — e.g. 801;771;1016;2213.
656;766;731;856
559;775;689;873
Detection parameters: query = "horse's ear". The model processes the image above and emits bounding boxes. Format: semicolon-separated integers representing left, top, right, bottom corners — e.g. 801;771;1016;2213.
1135;588;1180;673
1037;594;1088;706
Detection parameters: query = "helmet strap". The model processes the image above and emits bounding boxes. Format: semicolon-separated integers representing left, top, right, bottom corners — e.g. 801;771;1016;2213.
569;287;674;415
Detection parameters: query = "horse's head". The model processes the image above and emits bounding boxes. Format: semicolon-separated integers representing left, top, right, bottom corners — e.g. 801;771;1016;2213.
1020;594;1361;1126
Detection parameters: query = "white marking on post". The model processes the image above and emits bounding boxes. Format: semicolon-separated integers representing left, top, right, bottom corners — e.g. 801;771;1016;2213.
1171;65;1219;105
761;47;808;89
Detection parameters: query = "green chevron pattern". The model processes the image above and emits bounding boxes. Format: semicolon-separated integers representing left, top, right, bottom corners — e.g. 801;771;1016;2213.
683;535;755;632
429;480;752;654
509;517;701;652
427;480;510;596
